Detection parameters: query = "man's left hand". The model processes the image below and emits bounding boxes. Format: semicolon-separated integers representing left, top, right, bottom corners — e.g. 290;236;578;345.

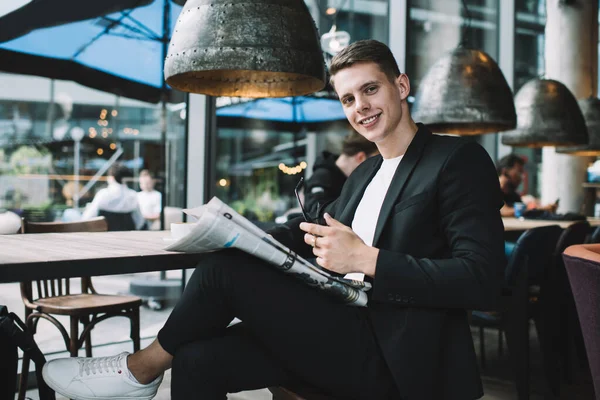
299;213;379;277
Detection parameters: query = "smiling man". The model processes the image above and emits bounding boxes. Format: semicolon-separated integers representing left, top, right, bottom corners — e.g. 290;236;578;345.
41;40;505;400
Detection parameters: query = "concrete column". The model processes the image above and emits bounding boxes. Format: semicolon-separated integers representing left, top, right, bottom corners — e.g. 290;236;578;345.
389;0;408;72
541;0;598;214
497;0;515;160
186;94;209;210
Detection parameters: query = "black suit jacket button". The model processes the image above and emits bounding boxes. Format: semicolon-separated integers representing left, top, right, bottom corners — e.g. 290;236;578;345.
409;297;415;304
387;293;394;301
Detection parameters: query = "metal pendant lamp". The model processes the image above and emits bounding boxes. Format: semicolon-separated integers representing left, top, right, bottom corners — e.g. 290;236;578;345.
164;0;326;98
555;97;600;155
411;47;516;135
501;78;588;147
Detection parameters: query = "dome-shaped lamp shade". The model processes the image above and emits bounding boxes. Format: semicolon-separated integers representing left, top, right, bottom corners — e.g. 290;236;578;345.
556;97;600;155
164;0;326;98
501;79;588;148
411;47;516;135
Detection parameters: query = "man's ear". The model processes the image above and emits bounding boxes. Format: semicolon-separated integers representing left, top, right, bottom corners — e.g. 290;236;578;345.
354;151;367;164
395;73;411;101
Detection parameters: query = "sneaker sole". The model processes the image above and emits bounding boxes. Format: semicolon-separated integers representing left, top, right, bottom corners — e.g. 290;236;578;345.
42;364;157;400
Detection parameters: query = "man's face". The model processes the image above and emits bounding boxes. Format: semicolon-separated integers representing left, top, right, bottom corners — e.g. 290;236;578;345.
503;163;524;188
333;62;406;144
139;175;154;191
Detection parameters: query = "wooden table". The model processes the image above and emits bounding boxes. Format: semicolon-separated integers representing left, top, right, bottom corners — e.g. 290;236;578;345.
0;230;204;284
502;217;600;232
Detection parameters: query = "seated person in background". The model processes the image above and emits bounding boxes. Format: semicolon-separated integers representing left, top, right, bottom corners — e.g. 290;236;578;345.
82;163;145;230
137;170;162;230
304;130;378;213
497;153;558;217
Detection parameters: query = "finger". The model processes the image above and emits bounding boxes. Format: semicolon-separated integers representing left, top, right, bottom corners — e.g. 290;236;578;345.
323;213;344;227
312;246;323;257
315;256;325;267
304;233;315;247
300;222;331;237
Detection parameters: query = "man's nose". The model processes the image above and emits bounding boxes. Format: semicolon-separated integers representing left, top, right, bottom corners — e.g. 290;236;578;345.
355;95;370;113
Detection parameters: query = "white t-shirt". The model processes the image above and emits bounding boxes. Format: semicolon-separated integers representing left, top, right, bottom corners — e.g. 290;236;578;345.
346;155;403;281
82;182;145;230
137;190;162;219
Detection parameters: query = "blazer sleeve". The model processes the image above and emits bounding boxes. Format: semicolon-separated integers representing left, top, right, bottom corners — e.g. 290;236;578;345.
370;141;506;311
266;198;341;260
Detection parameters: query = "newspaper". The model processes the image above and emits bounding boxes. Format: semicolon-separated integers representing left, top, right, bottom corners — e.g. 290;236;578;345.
164;197;370;306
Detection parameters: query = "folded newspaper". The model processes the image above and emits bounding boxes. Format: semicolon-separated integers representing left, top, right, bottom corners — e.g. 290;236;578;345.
164;197;370;306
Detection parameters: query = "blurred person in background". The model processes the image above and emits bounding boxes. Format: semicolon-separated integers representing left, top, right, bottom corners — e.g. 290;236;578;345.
496;153;558;217
138;170;162;230
304;130;379;213
82;163;145;230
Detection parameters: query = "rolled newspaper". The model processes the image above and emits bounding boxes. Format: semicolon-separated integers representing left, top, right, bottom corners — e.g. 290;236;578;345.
165;197;369;306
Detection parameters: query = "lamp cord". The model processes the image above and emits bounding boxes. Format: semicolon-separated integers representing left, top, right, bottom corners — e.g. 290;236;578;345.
459;0;472;47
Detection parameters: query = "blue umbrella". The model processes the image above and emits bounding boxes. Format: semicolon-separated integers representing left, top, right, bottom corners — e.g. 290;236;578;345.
216;96;346;124
0;0;182;103
0;0;153;43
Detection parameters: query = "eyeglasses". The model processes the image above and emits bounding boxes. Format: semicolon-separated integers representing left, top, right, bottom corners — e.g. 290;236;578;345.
295;177;317;223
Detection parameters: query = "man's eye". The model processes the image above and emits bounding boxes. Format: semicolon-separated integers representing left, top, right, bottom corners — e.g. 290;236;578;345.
366;86;377;93
342;97;354;105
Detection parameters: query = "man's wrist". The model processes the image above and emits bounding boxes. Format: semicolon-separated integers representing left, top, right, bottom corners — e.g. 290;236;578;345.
361;247;379;278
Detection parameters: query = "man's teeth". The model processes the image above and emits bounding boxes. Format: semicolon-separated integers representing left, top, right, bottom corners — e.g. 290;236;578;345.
361;115;378;124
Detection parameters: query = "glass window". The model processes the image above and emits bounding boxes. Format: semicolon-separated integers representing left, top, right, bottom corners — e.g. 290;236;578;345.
0;78;186;225
407;0;500;101
211;99;352;223
0;73;188;354
515;0;545;92
318;0;389;42
513;0;546;198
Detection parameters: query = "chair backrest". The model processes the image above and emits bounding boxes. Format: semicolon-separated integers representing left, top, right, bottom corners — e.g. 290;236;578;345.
98;210;135;231
555;222;591;256
562;244;600;400
587;225;600;244
506;225;563;286
20;217;108;301
21;217;108;234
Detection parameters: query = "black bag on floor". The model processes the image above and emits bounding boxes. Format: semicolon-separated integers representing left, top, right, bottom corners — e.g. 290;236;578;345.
0;305;55;400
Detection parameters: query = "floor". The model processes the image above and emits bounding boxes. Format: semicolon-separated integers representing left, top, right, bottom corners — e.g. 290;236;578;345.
2;273;593;400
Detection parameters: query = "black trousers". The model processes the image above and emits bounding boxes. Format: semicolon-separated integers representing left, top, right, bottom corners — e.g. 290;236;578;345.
156;249;398;400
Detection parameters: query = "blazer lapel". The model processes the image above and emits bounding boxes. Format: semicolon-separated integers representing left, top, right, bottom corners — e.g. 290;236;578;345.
338;157;382;226
372;124;431;246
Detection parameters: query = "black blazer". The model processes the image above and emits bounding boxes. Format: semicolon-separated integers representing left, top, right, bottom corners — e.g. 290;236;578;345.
276;124;505;400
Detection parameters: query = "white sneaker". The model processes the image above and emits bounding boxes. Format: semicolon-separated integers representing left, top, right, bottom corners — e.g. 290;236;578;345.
42;352;163;400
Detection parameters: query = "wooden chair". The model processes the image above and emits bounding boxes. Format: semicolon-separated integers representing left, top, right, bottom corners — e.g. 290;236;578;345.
17;217;142;400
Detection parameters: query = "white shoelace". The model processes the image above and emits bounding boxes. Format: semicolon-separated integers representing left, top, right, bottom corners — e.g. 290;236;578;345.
78;354;124;377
